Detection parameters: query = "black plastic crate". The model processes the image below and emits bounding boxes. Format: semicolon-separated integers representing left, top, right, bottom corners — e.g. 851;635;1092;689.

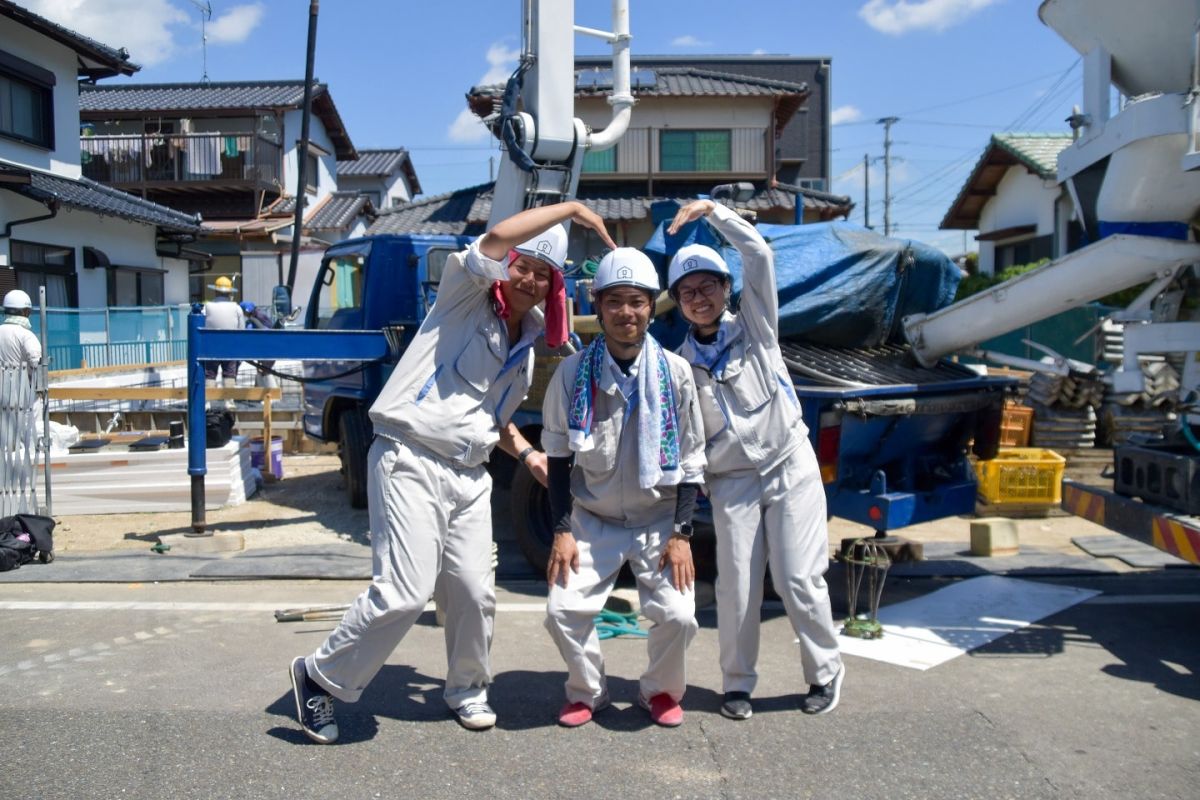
1114;443;1200;515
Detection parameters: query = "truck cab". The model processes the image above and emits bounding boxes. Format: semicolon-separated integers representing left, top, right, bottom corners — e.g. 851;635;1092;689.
302;233;470;506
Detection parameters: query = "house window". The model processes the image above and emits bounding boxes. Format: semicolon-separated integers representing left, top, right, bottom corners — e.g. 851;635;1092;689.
0;49;54;149
583;146;616;173
996;234;1053;270
660;130;730;172
11;240;75;306
796;178;827;192
305;150;319;194
108;267;165;306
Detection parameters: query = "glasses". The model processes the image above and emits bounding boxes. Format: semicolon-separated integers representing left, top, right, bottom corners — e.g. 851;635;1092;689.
677;278;723;304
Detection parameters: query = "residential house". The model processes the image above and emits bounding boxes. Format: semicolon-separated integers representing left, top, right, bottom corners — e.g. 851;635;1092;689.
940;133;1076;276
371;59;851;261
0;0;201;312
77;79;369;306
336;148;421;210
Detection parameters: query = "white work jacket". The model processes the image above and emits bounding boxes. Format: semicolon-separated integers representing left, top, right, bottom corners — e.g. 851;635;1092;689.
203;298;245;330
369;240;542;468
541;345;707;528
0;319;41;369
677;202;807;478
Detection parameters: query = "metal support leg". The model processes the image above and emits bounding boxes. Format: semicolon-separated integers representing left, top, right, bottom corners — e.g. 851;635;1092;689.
187;306;208;535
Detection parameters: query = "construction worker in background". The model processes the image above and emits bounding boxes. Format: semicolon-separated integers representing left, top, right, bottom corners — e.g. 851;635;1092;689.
202;276;244;387
0;289;41;371
289;201;617;744
541;248;707;729
667;198;844;722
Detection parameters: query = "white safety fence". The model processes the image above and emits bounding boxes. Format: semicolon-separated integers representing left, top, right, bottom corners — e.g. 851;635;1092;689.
0;365;48;517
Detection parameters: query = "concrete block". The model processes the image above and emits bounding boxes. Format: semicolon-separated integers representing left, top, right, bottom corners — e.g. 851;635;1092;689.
970;517;1020;557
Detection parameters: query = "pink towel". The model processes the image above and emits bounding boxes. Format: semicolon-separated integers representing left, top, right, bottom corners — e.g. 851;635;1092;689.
492;250;568;349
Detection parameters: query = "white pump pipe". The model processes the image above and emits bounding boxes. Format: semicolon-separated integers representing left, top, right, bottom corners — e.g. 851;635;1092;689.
576;0;633;152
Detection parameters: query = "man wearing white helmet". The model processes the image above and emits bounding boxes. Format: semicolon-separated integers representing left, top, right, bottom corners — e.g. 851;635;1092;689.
0;289;41;371
541;247;707;728
290;201;615;743
667;199;844;722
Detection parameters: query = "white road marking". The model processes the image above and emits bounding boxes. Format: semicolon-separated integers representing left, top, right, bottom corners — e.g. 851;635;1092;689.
0;600;552;613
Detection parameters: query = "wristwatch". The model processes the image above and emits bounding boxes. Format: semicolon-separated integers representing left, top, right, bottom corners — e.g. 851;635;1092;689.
672;522;694;540
517;446;535;465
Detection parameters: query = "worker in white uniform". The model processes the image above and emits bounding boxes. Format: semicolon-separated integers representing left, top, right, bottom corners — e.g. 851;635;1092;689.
289;201;616;744
667;199;844;721
0;290;41;370
542;248;707;728
202;276;245;386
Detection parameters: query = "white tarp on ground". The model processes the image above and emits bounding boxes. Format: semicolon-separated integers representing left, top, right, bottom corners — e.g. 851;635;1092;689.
836;575;1101;671
36;436;258;516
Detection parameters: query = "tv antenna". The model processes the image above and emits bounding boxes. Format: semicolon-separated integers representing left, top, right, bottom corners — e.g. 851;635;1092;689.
186;0;213;83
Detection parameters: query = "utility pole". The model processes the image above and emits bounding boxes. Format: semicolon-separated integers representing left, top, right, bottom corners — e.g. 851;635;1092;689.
286;0;319;293
863;153;871;229
878;116;899;236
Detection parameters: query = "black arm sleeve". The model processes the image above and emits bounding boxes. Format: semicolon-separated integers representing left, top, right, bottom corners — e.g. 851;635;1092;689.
674;482;700;526
547;455;574;533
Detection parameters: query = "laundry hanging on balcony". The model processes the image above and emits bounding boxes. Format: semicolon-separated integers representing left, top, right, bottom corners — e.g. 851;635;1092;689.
186;135;222;177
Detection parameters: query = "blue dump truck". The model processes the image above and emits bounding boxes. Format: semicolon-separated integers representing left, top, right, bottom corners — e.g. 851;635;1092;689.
302;220;1012;571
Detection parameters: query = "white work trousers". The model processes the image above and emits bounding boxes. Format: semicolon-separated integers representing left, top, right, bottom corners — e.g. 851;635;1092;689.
307;436;495;709
709;438;842;694
545;511;698;707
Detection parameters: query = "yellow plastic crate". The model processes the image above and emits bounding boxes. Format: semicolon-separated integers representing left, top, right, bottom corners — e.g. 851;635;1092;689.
974;447;1066;505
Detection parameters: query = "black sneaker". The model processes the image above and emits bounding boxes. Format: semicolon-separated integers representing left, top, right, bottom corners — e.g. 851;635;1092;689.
800;664;844;716
720;691;752;720
290;657;339;743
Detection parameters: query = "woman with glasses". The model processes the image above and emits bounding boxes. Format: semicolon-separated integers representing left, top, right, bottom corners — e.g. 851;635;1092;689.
666;199;844;722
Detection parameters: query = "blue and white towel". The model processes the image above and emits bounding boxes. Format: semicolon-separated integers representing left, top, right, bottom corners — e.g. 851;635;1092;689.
567;334;681;489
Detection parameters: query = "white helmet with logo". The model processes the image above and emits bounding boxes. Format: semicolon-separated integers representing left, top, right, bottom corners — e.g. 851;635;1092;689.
667;243;730;292
3;289;33;311
512;223;568;270
592;247;660;296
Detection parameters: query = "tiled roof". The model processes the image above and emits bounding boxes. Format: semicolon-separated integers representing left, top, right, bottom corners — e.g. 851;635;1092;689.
992;133;1074;178
0;160;200;234
337;148;422;196
337;149;407;176
940;133;1073;230
307;192;373;230
468;66;809;133
0;0;139;79
80;81;357;160
367;182;851;236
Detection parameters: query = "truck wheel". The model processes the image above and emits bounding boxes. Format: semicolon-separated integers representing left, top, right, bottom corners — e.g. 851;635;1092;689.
340;410;370;509
511;464;552;573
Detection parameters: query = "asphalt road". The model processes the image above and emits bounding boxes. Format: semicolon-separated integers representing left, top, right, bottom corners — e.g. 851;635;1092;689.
1;572;1197;800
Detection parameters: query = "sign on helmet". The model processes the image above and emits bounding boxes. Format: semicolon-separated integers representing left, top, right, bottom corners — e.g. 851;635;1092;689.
3;289;33;310
592;247;660;295
513;223;568;270
668;243;729;292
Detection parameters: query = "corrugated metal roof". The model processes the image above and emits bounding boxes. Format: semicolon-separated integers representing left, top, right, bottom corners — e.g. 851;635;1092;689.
0;160;200;233
79;81;357;160
367;182;851;236
0;0;139;79
940;133;1073;230
337;149;408;176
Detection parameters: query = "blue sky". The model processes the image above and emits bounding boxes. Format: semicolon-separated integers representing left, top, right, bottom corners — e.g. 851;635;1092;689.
29;0;1083;254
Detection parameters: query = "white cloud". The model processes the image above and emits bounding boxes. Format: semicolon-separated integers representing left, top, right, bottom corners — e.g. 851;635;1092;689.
751;48;768;55
207;4;265;45
831;105;863;125
858;0;1001;36
671;34;710;47
24;0;190;65
447;41;520;143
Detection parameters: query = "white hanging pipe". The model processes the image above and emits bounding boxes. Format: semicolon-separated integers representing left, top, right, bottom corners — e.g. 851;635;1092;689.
576;0;633;152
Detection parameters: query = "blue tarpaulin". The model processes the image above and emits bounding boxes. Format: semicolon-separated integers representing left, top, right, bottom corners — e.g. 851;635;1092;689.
645;217;962;348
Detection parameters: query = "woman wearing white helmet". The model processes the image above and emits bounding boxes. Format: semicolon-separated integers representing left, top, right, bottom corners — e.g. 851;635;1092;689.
290;201;616;744
667;199;844;721
541;247;707;728
0;289;41;371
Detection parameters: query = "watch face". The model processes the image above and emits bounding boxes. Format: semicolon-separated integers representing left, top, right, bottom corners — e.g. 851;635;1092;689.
676;523;694;538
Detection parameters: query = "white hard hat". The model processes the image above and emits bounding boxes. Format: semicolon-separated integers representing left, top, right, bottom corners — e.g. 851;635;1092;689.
668;243;730;292
3;289;32;311
513;224;568;270
592;247;660;295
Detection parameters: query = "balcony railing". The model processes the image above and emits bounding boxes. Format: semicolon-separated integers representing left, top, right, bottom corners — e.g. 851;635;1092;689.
80;133;282;190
